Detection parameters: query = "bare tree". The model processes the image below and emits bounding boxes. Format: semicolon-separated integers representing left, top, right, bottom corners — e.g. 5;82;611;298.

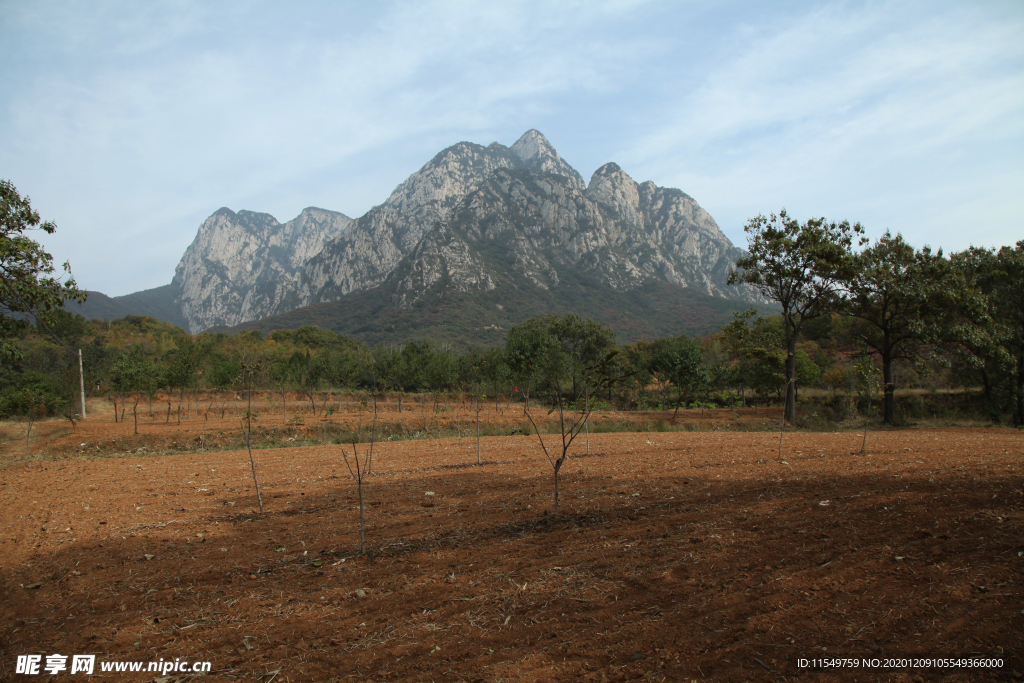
524;349;627;518
238;356;265;513
341;423;376;552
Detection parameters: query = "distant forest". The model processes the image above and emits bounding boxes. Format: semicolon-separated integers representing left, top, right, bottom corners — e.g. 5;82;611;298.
3;233;1021;429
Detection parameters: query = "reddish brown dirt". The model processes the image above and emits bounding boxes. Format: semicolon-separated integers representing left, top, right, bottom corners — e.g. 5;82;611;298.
1;424;1021;682
3;395;784;463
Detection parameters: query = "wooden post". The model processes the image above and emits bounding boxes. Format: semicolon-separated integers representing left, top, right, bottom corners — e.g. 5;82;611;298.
78;349;86;419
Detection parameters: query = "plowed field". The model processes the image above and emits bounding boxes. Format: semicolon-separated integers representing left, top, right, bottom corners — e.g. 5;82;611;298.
1;416;1021;682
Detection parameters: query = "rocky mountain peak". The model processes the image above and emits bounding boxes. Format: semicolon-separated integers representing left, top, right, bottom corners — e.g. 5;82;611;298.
171;206;352;332
586;162;642;227
510;129;586;191
510;129;554;162
120;129;762;335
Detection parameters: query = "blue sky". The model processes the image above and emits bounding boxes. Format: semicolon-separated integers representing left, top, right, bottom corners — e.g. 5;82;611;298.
2;0;1021;296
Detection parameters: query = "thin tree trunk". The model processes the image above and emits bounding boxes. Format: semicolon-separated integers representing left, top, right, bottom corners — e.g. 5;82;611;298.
476;383;481;465
784;316;798;424
585;388;590;455
778;411;785;461
241;390;264;513
343;439;366;553
200;411;208;451
367;392;378;474
882;338;895;425
553;465;560;517
862;396;870;452
357;468;365;552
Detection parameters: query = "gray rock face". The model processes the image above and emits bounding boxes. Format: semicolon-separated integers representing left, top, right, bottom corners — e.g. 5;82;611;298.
510;129;586;191
384;160;756;306
167;129;759;333
171;207;352;332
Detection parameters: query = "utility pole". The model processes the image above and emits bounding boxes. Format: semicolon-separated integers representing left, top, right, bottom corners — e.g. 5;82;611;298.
78;348;86;419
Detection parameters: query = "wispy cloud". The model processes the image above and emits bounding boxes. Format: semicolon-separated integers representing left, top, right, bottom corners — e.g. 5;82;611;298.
623;1;1024;248
2;0;666;293
1;0;1020;295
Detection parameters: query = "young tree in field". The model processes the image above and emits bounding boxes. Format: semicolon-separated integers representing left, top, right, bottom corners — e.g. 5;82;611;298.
286;349;326;416
110;349;150;435
341;424;375;553
621;340;657;409
168;336;203;424
425;342;459;423
238;356;265;513
720;309;787;408
843;231;943;425
854;355;881;451
517;315;624;518
506;321;557;411
728;209;862;423
480;346;509;414
525;348;628;518
0;179;86;362
649;335;708;420
270;361;293;423
371;344;404;412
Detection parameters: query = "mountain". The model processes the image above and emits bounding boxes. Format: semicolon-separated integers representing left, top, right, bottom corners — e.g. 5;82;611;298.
172;206;353;332
77;130;764;341
68;284;189;330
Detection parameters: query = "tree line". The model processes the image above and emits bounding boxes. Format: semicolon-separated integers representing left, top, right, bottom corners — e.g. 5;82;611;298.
729;210;1022;427
3;175;1021;429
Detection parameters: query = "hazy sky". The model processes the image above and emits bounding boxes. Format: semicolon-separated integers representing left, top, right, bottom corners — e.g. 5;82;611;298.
2;0;1022;296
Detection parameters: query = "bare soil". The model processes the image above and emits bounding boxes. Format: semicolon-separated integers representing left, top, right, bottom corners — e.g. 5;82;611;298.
1;408;1021;682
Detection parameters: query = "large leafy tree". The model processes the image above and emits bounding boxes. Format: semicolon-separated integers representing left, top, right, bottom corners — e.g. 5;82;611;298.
1;180;86;360
728;209;862;423
843;231;944;424
948;242;1024;426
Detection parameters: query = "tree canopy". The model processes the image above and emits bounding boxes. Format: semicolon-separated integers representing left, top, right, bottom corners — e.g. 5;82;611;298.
1;180;86;361
843;231;944;424
729;209;862;423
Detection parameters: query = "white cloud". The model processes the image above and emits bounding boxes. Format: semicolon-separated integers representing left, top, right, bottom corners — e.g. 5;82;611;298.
1;0;1020;296
622;1;1024;249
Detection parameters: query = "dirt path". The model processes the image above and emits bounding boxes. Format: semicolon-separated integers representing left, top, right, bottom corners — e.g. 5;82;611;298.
1;428;1021;682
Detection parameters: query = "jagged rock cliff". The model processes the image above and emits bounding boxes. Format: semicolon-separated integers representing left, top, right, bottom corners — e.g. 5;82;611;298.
294;129;583;306
116;129;759;334
375;154;751;312
171;207;352;332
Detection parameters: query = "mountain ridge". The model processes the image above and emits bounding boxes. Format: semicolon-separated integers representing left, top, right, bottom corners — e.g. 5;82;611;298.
70;130;764;340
